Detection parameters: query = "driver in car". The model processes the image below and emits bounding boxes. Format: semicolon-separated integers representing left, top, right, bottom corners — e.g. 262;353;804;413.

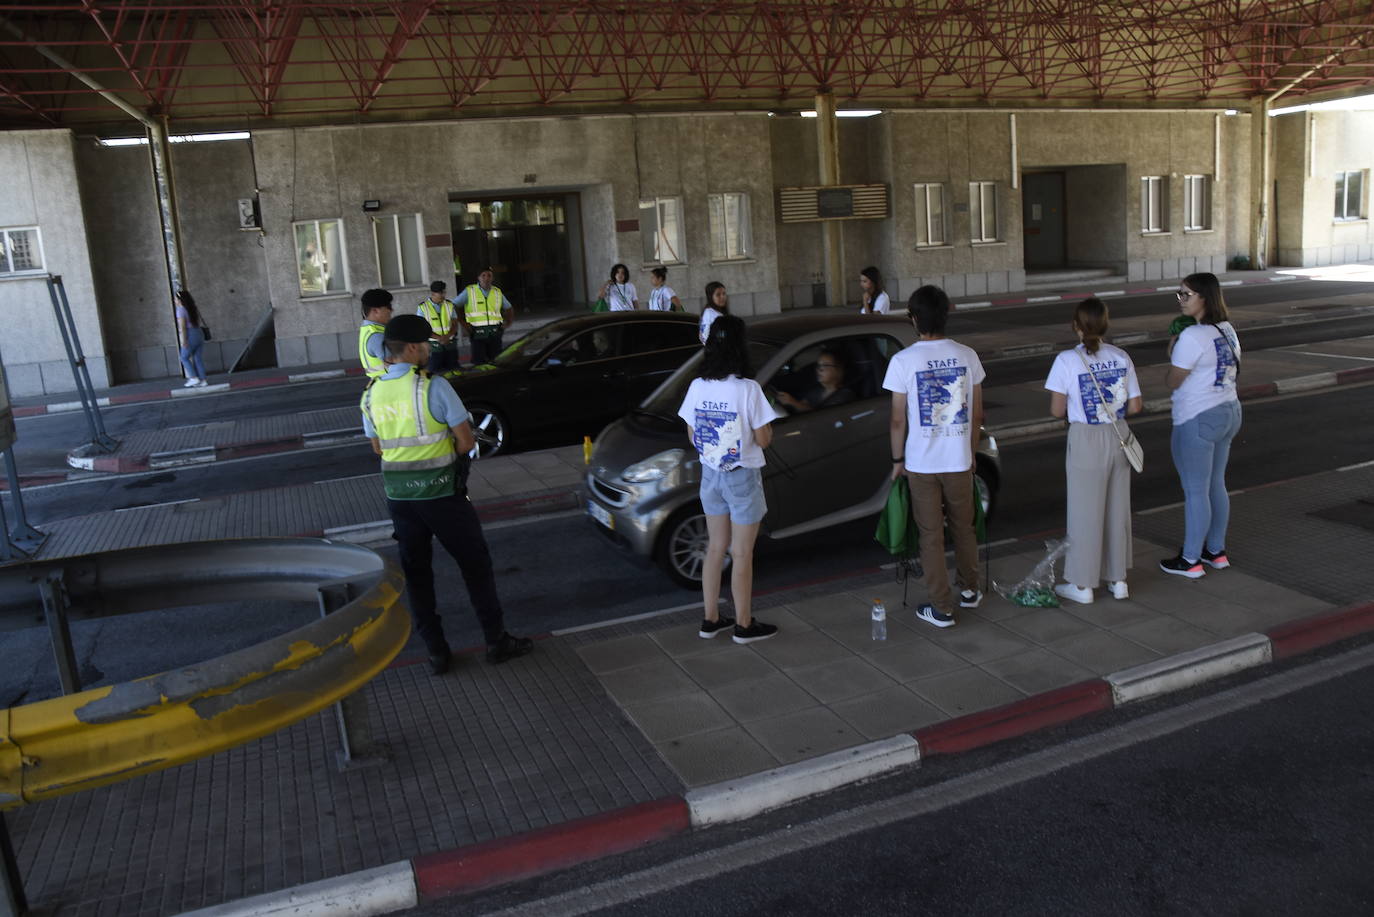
776;349;857;413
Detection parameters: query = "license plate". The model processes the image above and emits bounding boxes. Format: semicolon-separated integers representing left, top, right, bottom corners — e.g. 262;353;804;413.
587;500;614;530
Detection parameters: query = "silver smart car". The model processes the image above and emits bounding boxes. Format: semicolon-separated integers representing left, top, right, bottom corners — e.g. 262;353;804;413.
584;314;1002;588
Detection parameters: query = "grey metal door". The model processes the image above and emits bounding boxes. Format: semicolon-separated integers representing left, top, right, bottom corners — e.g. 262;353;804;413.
1022;172;1066;269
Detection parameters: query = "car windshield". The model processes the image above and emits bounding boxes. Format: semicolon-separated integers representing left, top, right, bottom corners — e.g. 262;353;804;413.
638;341;780;420
488;321;572;368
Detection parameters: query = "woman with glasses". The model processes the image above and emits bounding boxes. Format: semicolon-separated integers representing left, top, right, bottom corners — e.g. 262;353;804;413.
1161;272;1242;579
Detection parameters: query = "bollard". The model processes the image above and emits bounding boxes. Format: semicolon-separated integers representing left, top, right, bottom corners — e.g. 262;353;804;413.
317;577;389;770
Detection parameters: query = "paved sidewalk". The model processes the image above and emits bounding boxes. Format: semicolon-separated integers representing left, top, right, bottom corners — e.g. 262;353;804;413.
6;464;1373;916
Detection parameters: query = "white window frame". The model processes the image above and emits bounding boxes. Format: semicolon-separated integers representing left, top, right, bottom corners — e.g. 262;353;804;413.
707;192;753;261
1183;174;1211;231
913;183;946;247
969;181;998;243
1335;170;1366;221
292;218;350;297
371;213;426;289
639;196;686;265
0;226;45;276
1141;176;1167;233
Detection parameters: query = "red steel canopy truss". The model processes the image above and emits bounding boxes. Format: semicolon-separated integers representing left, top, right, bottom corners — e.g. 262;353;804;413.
0;0;1372;132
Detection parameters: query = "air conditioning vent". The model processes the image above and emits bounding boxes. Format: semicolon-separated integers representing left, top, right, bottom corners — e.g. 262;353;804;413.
778;184;889;223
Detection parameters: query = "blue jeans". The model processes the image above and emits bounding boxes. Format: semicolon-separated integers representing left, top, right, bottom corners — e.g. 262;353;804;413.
179;326;206;380
1171;399;1242;561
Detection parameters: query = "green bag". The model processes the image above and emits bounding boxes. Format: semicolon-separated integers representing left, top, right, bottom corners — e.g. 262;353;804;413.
591;297;609;313
876;472;986;557
874;476;919;557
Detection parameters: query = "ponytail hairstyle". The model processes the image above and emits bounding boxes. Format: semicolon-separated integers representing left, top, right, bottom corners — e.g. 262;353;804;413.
860;265;883;294
1073;297;1109;355
1182;271;1229;325
176;290;202;327
700;313;752;380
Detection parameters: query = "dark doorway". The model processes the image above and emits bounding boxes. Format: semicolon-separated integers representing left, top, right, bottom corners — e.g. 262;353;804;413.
449;195;580;313
1022;172;1067;269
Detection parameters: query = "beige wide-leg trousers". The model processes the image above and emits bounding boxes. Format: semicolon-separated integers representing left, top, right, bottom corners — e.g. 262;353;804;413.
1064;422;1133;588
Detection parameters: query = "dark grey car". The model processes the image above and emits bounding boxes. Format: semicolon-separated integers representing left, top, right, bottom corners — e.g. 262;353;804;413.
583;314;1001;587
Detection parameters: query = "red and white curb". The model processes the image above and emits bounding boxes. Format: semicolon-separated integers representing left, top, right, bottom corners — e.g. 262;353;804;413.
176;600;1374;917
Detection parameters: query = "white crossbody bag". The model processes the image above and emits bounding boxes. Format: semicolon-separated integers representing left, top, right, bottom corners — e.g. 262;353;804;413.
1077;348;1144;473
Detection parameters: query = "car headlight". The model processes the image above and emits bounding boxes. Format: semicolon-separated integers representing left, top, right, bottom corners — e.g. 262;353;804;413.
622;448;686;483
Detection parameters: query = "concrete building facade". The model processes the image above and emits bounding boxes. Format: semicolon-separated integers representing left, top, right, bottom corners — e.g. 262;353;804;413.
1;107;1371;392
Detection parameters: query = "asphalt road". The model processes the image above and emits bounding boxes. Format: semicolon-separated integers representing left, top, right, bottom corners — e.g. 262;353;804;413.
2;381;1369;707
435;641;1374;917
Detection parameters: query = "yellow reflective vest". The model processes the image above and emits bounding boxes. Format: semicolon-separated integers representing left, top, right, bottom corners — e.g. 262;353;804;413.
463;284;504;327
360;369;458;500
357;321;386;379
418;297;457;336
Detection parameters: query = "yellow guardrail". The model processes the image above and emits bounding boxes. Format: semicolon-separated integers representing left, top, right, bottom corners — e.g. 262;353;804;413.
0;540;409;810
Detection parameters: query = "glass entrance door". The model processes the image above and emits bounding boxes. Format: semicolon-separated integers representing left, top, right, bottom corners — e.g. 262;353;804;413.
450;196;575;313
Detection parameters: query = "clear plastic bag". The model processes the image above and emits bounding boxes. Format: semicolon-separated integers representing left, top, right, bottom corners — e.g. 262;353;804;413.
993;539;1070;607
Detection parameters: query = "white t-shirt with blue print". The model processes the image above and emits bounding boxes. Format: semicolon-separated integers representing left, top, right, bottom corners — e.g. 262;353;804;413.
676;375;781;471
1170;321;1240;424
883;338;986;474
1044;343;1142;426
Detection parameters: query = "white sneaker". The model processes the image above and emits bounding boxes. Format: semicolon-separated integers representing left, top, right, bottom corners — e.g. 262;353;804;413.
1054;583;1094;605
183;379;199;387
197;378;210;387
1106;581;1129;600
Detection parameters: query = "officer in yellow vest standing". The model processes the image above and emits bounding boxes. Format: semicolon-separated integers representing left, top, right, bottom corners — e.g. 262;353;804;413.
417;280;460;376
360;309;533;674
455;267;514;365
357;288;393;379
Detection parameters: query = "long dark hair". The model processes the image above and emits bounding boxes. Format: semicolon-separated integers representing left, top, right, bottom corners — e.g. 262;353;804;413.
1074;297;1109;355
176;289;202;326
1182;272;1229;325
700;314;752;380
860;265;883;294
704;281;729;313
610;263;630;283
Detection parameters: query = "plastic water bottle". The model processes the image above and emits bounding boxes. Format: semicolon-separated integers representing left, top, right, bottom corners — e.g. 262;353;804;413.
871;599;887;641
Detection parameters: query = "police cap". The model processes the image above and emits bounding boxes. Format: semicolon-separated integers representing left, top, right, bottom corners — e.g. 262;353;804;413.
384;314;433;343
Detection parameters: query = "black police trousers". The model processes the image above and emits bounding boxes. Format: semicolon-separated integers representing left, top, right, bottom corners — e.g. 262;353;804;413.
388;492;505;653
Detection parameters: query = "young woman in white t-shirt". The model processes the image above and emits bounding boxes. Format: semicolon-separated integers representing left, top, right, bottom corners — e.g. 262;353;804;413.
698;280;730;344
859;266;890;315
599;263;639;311
647;266;683;311
677;313;781;645
1045;298;1143;604
1161;272;1242;579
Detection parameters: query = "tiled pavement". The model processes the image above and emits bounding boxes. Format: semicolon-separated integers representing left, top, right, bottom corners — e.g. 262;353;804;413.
7;465;1370;915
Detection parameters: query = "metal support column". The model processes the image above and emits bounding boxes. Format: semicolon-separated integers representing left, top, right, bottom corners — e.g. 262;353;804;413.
3;451;44;557
1249;99;1269;271
147;117;187;297
816;92;845;308
38;570;81;696
0;813;27;917
317;579;388;770
47;277;116;459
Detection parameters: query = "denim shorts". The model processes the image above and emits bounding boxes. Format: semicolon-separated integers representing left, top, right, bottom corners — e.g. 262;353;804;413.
700;465;767;525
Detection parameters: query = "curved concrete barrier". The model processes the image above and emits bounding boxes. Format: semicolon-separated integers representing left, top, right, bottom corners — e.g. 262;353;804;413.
0;538;409;809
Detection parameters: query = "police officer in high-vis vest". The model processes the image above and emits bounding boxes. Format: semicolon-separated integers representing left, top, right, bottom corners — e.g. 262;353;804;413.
417;280;460;376
360;312;533;675
357;288;393;379
455;268;514;364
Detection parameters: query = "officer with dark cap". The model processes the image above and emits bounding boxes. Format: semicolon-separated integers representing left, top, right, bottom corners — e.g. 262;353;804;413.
417;280;460;376
360;310;532;674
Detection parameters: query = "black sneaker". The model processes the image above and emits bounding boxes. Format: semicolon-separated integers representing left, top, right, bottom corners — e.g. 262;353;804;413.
1200;548;1230;569
915;604;956;628
485;632;534;664
1159;553;1205;579
699;616;736;638
428;648;452;676
958;588;983;609
732;620;778;644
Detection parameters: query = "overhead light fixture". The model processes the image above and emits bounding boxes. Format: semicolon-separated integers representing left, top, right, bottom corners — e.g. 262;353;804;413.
362;200;381;212
1223;109;1239;116
98;130;250;147
799;109;883;118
